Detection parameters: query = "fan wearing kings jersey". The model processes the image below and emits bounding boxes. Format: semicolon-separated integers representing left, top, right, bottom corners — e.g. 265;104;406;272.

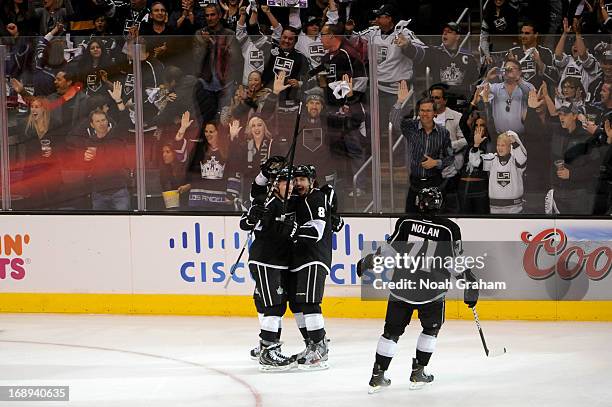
357;187;479;393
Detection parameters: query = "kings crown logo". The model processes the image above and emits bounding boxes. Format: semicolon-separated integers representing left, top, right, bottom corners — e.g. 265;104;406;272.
200;156;225;180
440;63;465;86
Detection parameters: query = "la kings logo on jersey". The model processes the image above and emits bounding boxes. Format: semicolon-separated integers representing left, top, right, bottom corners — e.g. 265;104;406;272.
87;74;102;93
377;46;388;64
497;171;511;187
494;16;507;31
565;64;583;79
249;49;264;70
200;156;225;180
302;128;323;152
521;59;536;81
273;57;294;76
440;63;465;86
309;44;325;65
328;63;337;82
124;74;135;95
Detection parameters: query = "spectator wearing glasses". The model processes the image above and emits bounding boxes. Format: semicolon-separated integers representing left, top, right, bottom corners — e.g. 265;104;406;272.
481;59;535;135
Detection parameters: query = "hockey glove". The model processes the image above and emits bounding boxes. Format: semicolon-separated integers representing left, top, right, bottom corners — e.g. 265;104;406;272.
261;155;287;178
275;218;298;241
247;204;268;224
461;269;479;308
331;214;344;232
356;253;375;277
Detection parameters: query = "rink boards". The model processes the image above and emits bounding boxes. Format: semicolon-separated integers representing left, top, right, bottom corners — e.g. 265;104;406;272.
0;215;611;321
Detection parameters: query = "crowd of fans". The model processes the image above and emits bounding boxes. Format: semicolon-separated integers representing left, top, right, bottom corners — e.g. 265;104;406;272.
1;0;611;214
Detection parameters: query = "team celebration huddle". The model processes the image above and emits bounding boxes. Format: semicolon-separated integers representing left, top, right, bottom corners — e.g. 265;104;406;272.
240;155;480;394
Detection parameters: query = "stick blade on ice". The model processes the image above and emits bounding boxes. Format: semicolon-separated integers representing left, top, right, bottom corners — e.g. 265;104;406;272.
487;347;508;357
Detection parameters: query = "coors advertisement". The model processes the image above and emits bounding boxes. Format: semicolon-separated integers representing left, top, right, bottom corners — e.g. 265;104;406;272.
360;221;612;302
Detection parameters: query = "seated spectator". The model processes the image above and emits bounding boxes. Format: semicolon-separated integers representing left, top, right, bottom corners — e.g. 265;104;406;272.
17;97;64;209
160;142;190;209
185;120;239;210
469;130;527;214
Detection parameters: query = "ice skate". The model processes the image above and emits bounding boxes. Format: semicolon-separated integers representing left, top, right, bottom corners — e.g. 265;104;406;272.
368;363;391;394
249;344;260;360
290;339;311;363
297;337;329;371
409;358;433;390
258;342;295;372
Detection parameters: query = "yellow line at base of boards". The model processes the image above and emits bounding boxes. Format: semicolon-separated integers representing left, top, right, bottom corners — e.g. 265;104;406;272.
1;294;611;321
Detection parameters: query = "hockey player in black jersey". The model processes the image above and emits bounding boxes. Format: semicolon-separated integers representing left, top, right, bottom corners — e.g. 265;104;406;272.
239;164;298;372
357;187;479;392
286;165;344;370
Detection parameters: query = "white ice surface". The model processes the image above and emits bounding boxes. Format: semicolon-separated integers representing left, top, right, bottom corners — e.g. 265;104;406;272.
1;314;611;407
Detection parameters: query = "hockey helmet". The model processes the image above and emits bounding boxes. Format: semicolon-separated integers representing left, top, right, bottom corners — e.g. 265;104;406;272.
416;187;443;213
276;165;296;181
294;164;316;181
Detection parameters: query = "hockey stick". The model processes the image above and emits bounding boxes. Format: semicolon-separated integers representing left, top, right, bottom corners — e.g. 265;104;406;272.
472;307;507;357
281;101;303;218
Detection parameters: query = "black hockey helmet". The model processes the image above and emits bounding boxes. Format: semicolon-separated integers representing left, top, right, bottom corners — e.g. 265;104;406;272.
294;164;316;181
416;187;443;213
276;165;296;181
